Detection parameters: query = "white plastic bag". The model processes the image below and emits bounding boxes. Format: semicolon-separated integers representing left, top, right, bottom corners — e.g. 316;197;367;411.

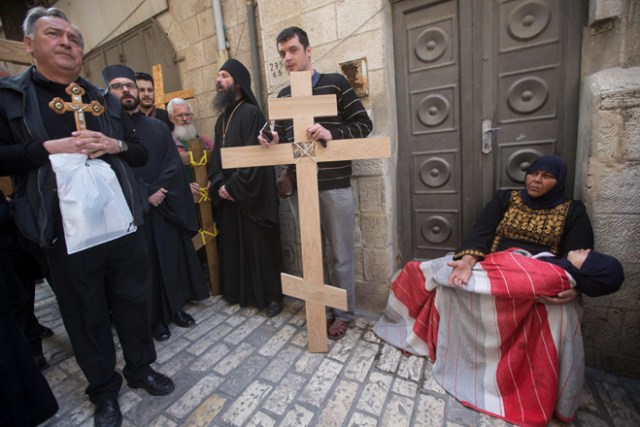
49;153;136;254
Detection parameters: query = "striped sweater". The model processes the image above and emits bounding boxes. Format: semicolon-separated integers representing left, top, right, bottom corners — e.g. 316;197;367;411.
274;72;372;191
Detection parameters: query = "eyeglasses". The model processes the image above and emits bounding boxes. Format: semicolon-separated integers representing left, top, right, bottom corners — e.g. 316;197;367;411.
109;82;136;90
172;113;193;119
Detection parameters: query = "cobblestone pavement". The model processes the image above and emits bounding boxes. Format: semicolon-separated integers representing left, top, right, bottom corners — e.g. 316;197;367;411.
34;283;640;427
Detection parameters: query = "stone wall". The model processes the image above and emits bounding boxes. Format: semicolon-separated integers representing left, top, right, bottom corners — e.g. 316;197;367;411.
576;0;640;378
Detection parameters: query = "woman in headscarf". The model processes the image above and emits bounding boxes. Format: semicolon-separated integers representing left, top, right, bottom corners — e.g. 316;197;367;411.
448;155;594;304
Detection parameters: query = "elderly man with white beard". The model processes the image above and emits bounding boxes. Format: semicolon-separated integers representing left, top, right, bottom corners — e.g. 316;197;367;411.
167;98;213;195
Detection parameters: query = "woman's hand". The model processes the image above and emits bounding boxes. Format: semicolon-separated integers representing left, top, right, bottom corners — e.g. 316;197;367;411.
537;288;580;305
447;254;478;287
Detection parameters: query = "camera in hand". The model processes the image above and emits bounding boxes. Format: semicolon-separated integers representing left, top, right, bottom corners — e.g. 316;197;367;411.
260;122;273;142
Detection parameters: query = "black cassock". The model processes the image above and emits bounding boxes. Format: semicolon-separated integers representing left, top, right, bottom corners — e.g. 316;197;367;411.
131;113;209;325
0;199;57;426
209;100;283;308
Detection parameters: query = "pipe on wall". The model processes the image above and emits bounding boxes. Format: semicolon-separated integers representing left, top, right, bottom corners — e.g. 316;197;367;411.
246;0;263;107
212;0;228;62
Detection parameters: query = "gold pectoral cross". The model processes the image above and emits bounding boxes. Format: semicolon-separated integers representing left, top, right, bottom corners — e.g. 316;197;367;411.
48;82;105;131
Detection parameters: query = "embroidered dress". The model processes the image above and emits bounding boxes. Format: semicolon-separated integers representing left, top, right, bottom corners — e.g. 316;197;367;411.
454;190;593;260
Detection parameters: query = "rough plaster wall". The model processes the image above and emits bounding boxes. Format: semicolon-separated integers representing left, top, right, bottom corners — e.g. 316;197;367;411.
255;0;397;313
578;0;640;378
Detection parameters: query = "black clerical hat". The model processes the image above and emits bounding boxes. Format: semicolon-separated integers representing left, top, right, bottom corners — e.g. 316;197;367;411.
220;58;258;107
102;64;136;85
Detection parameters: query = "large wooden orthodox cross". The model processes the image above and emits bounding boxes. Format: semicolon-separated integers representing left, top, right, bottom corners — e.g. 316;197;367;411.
221;71;390;352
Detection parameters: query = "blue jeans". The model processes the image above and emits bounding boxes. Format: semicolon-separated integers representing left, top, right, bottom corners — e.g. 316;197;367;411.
289;187;355;322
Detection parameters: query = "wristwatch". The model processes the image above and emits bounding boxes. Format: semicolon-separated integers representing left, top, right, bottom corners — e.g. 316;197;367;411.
117;140;128;153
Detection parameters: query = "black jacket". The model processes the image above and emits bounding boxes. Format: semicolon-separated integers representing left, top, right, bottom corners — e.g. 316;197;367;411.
0;66;148;248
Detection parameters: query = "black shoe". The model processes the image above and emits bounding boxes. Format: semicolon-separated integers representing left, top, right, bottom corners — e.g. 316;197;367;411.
34;354;49;370
127;370;175;396
38;325;54;339
173;310;195;328
94;399;122;427
152;324;171;341
266;301;283;317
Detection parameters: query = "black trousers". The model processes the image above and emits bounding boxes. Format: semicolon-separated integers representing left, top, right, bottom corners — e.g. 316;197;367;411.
46;230;156;405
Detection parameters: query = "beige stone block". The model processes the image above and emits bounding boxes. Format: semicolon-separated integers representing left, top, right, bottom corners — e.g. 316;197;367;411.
354;246;364;281
169;24;190;51
336;0;384;39
351;178;360;212
592;214;640;264
589;0;626;25
622;108;640;159
354;212;362;246
186;41;207;70
197;10;216;39
356;279;389;313
592;110;625;160
170;0;207;22
155;11;175;32
360;213;387;248
587;163;640;214
183;15;201;44
581;28;623;77
227;25;252;57
334;29;386;70
358;176;385;213
366;68;391;135
202;66;217;93
301;4;337;47
203;36;218;65
363;248;390;282
187;68;205;95
256;0;300;28
221;0;240;27
353;158;384;177
300;0;333;13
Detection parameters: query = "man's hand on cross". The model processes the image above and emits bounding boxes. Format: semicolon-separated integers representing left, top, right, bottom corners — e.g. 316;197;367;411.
306;123;332;144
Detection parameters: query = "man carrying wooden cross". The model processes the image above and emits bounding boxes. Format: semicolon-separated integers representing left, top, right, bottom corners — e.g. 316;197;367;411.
258;27;373;340
0;7;173;427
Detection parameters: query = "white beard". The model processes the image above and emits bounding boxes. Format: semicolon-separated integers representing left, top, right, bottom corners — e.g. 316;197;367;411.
173;124;198;141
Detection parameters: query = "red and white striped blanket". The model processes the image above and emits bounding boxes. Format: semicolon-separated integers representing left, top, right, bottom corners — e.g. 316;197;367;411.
374;250;584;427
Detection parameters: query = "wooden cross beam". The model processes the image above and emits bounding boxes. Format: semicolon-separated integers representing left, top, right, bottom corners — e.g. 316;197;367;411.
0;39;32;65
221;71;390;352
48;82;104;130
152;64;195;109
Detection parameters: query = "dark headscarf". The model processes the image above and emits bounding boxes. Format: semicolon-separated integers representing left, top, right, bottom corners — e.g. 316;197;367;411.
101;64;136;86
220;58;258;107
521;155;568;209
541;250;625;297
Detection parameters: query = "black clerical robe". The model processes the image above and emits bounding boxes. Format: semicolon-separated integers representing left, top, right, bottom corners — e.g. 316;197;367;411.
209;100;283;308
131;113;209;325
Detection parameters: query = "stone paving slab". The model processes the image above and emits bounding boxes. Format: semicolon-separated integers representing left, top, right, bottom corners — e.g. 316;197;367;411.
34;283;640;426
